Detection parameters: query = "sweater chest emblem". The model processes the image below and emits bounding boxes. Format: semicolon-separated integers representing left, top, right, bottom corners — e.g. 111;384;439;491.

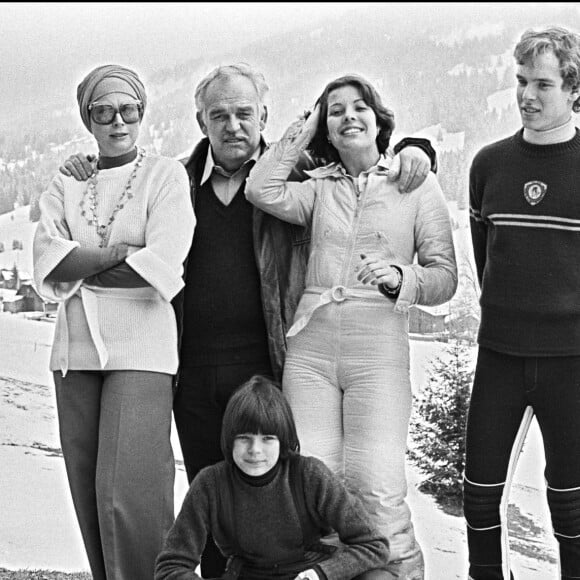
523;180;547;206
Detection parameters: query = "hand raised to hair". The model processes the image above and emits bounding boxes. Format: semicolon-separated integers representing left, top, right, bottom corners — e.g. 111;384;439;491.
59;153;96;182
301;104;320;137
281;104;321;150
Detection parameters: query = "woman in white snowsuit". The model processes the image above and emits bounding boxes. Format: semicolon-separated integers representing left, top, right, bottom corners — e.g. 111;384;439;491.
246;74;457;580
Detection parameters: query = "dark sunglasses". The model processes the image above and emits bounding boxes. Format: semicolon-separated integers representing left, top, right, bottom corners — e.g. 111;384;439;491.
88;101;143;125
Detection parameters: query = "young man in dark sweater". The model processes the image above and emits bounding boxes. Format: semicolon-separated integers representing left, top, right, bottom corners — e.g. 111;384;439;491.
464;26;580;580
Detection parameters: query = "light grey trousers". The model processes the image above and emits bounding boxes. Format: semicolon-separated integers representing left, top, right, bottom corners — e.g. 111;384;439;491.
54;370;175;580
284;298;424;579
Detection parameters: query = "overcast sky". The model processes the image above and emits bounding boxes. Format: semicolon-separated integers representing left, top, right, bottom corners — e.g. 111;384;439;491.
0;2;572;128
0;2;377;115
2;2;507;115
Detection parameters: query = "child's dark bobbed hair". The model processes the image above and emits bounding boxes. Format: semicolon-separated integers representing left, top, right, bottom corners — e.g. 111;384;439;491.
221;375;300;464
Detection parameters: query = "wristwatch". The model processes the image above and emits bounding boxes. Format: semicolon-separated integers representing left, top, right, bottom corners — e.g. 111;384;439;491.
380;266;403;298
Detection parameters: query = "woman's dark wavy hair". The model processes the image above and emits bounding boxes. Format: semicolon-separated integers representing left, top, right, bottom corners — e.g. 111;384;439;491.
308;74;395;164
221;375;300;464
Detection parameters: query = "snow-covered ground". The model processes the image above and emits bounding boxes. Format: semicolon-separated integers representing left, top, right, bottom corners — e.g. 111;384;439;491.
0;315;558;578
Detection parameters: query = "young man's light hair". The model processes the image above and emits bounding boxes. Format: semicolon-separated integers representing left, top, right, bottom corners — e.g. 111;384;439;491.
514;25;580;111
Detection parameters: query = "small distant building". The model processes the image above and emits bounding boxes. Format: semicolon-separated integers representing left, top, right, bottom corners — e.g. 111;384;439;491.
0;269;12;288
409;303;450;335
0;288;17;313
1;291;23;314
16;282;46;312
0;282;57;315
448;311;480;343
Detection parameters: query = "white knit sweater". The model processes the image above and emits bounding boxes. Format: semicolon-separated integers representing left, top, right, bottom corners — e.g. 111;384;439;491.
33;154;195;375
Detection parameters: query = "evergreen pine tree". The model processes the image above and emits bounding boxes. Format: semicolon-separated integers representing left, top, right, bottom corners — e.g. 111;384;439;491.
408;340;475;505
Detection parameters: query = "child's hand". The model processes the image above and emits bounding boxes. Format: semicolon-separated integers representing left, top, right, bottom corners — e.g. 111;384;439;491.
294;569;320;580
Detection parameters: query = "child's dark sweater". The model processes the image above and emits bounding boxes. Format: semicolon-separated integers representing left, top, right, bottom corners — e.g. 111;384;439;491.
155;455;389;580
469;128;580;356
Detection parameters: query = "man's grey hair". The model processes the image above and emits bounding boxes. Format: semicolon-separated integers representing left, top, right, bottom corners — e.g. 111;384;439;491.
194;63;270;113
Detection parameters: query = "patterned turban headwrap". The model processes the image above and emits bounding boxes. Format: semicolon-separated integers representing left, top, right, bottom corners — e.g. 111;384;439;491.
77;64;147;132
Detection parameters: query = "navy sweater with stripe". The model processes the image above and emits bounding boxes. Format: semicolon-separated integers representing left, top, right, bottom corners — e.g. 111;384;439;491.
469;128;580;356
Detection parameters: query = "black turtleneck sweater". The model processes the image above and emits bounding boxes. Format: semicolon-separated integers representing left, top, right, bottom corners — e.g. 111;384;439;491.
469;128;580;356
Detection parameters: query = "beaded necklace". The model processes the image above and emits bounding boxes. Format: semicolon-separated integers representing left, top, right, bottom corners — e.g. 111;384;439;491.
80;147;145;248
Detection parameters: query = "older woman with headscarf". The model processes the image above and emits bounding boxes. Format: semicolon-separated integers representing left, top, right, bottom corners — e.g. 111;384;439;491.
33;64;195;580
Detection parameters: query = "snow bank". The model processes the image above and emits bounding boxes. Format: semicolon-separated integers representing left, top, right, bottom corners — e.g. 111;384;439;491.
0;316;558;577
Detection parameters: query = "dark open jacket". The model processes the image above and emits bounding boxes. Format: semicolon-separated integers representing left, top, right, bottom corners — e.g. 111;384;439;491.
173;137;312;383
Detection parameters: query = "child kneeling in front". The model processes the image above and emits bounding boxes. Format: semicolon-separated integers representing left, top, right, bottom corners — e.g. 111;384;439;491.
155;374;390;580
